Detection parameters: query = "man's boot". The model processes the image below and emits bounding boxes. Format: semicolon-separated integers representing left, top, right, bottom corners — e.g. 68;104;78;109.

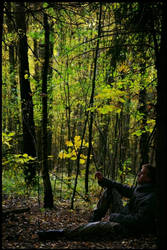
37;229;65;240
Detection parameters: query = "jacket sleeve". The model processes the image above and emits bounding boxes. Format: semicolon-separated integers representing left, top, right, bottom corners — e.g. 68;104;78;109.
98;177;134;198
109;194;156;229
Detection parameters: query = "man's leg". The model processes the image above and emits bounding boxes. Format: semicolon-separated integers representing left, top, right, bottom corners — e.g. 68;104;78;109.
37;189;124;241
66;221;122;241
37;221;123;241
109;187;124;213
89;188;123;222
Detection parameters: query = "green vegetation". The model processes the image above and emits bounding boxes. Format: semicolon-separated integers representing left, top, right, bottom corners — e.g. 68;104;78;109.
2;2;161;208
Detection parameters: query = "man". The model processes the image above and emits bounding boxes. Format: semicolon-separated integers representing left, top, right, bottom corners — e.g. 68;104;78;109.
37;164;157;241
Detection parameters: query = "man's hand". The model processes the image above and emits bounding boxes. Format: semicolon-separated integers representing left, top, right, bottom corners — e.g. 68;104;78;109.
95;172;103;181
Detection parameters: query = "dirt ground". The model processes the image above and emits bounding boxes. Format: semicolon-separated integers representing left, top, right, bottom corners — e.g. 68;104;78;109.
2;196;158;249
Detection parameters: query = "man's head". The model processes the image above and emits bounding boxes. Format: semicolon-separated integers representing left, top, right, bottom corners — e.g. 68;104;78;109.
137;164;156;185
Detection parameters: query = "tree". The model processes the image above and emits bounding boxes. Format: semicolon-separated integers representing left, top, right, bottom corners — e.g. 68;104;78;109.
0;1;4;162
5;2;18;131
15;2;37;185
154;3;167;248
41;13;53;208
85;2;102;197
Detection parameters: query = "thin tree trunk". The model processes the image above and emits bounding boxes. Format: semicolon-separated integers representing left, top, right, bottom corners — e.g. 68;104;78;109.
41;13;53;208
111;114;119;180
139;59;149;166
70;116;88;209
85;2;102;197
65;56;72;183
71;4;103;207
97;114;110;177
139;86;149;165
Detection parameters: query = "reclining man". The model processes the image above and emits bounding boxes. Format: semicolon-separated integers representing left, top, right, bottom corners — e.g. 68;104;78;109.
38;163;157;241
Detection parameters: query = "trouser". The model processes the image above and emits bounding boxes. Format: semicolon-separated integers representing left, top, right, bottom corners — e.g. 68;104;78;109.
65;188;125;240
92;187;124;220
66;221;122;241
38;188;125;241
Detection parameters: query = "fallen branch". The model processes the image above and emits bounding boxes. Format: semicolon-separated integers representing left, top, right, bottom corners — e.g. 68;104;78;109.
2;207;30;217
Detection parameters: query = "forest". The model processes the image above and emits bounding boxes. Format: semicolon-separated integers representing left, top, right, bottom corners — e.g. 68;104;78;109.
1;2;167;249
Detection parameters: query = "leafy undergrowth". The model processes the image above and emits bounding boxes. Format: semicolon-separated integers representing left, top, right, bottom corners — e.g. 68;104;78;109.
2;196;158;249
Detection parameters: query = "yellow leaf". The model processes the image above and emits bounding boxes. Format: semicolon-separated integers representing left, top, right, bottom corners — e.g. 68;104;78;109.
58;151;65;159
80;154;87;159
83;140;89;147
71;149;77;156
74;136;81;149
116;108;121;114
24;74;29;79
71;157;77;160
66;140;73;147
74;136;81;143
80;159;85;164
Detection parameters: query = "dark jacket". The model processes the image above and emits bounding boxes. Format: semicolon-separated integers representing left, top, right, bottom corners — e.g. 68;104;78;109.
98;178;157;232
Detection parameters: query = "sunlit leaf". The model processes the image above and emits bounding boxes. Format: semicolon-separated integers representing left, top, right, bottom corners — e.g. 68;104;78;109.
66;140;73;147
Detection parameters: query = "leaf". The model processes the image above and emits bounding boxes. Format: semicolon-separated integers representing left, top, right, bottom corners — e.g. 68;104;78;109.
58;151;65;159
71;157;77;160
43;2;48;8
80;154;87;160
80;159;85;164
146;119;155;125
24;74;29;79
74;136;81;149
8;132;15;137
65;140;73;147
132;130;143;136
97;104;121;114
86;106;96;112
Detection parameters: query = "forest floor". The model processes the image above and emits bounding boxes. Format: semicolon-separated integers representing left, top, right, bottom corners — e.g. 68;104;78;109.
2;196;158;249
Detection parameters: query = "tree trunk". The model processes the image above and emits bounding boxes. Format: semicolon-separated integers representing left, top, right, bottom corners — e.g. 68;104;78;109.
111;114;119;180
154;3;167;249
97;114;110;176
15;2;37;185
138;59;149;166
6;2;18;131
0;1;3;144
139;86;149;165
41;13;53;208
65;56;72;183
85;2;102;197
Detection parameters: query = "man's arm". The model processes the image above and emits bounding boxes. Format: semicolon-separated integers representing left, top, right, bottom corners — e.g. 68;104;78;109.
95;172;134;198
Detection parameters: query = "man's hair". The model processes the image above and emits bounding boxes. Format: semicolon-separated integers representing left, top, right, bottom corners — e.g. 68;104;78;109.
143;163;156;184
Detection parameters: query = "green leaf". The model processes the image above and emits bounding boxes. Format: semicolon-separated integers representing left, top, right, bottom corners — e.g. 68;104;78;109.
43;2;48;8
132;130;143;136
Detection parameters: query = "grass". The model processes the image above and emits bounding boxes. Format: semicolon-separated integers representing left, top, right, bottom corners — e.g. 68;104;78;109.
2;167;135;210
2;168;99;203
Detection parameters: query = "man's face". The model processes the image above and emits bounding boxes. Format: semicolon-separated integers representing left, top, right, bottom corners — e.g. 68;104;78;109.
137;166;151;184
